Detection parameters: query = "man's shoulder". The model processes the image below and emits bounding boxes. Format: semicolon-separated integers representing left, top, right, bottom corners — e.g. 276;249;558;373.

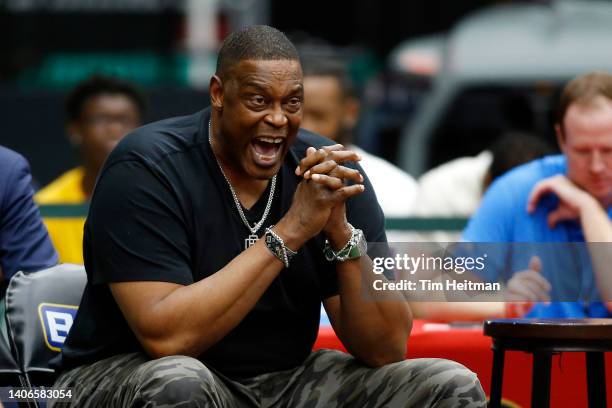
0;146;30;200
489;154;566;195
106;110;207;168
463;155;566;242
0;145;27;175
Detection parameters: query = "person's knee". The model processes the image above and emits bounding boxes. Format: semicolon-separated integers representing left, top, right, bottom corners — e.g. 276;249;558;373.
385;358;486;406
133;355;220;407
417;359;486;406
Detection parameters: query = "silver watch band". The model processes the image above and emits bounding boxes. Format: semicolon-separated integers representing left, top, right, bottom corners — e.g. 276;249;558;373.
324;224;367;262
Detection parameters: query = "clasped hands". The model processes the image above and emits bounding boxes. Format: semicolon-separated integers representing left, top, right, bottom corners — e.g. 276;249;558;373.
289;144;365;248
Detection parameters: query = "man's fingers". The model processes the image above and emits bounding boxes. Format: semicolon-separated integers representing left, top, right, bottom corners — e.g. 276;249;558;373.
296;148;328;176
310;174;345;190
329;165;364;183
326;150;362;164
547;207;576;228
528;255;542;273
526;255;550;295
507;282;549;302
518;267;552;293
303;160;338;179
331;184;365;201
507;267;551;302
295;145;345;176
547;209;562;228
295;146;362;177
321;144;345;153
528;175;586;214
507;287;538;303
507;273;538;302
527;180;552;213
306;163;363;185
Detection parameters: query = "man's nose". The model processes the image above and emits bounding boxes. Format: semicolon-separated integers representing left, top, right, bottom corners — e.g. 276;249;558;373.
590;150;606;174
264;106;289;128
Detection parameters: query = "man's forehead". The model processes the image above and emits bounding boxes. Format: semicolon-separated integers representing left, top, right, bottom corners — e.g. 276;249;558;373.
567;96;612;115
304;74;340;86
304;75;343;96
228;59;303;83
563;98;612;143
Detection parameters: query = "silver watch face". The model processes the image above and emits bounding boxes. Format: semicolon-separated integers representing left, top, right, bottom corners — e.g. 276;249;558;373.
338;229;367;261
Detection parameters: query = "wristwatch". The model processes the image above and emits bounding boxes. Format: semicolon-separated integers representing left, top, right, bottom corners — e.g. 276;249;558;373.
324;224;367;262
264;226;297;268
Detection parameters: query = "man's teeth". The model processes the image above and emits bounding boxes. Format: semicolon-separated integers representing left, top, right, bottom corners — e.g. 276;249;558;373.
256;137;283;144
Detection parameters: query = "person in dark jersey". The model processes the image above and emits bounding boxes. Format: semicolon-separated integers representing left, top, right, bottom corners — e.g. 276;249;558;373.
51;26;486;407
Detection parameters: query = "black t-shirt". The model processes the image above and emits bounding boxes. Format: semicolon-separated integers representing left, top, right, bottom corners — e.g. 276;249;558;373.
57;108;387;379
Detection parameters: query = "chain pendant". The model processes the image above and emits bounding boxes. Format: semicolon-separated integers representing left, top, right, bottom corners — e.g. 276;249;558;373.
245;234;259;249
209;120;274;252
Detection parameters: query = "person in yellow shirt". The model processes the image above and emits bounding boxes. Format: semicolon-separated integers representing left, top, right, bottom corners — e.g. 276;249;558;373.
36;76;146;264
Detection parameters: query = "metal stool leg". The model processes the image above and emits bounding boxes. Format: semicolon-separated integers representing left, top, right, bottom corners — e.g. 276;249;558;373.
531;351;552;408
489;345;505;408
586;351;606;408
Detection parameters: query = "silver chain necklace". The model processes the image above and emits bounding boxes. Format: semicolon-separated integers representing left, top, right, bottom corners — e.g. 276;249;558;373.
208;120;277;249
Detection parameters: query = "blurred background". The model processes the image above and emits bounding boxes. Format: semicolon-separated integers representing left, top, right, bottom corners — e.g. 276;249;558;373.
2;0;612;186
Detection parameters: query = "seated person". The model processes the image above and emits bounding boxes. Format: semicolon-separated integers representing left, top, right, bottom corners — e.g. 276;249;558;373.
412;132;554;242
36;76;145;264
419;71;612;320
528;174;612;309
50;26;486;407
301;56;418;217
0;145;57;282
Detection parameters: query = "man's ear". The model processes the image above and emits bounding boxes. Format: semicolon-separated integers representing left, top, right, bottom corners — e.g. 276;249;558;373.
342;97;360;130
210;75;224;111
67;123;82;145
555;123;566;153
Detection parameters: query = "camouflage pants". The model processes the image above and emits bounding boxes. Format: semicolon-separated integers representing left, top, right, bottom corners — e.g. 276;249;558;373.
50;349;486;407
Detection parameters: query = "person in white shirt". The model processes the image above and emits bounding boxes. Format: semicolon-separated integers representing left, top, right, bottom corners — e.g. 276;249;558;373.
301;57;418;218
412;132;554;242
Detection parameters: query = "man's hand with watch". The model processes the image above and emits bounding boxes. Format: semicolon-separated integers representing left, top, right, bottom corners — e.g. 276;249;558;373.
264;222;367;268
263;144;367;268
299;144;367;264
323;223;367;263
264;225;297;268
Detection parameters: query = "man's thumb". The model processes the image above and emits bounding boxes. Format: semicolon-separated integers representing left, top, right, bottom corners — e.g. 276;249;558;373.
528;255;542;272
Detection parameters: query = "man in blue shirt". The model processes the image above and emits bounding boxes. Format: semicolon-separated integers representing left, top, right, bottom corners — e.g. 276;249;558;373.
462;71;612;318
0;146;57;282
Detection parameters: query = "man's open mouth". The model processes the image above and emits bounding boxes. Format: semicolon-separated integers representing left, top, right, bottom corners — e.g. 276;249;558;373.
251;137;284;167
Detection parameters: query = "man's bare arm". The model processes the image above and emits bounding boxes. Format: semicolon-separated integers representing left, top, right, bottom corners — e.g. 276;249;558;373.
111;239;285;359
111;174;364;359
323;255;413;367
298;146;412;366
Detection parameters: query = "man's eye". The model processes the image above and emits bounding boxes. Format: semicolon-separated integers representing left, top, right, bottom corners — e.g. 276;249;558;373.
251;95;266;105
286;97;302;111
